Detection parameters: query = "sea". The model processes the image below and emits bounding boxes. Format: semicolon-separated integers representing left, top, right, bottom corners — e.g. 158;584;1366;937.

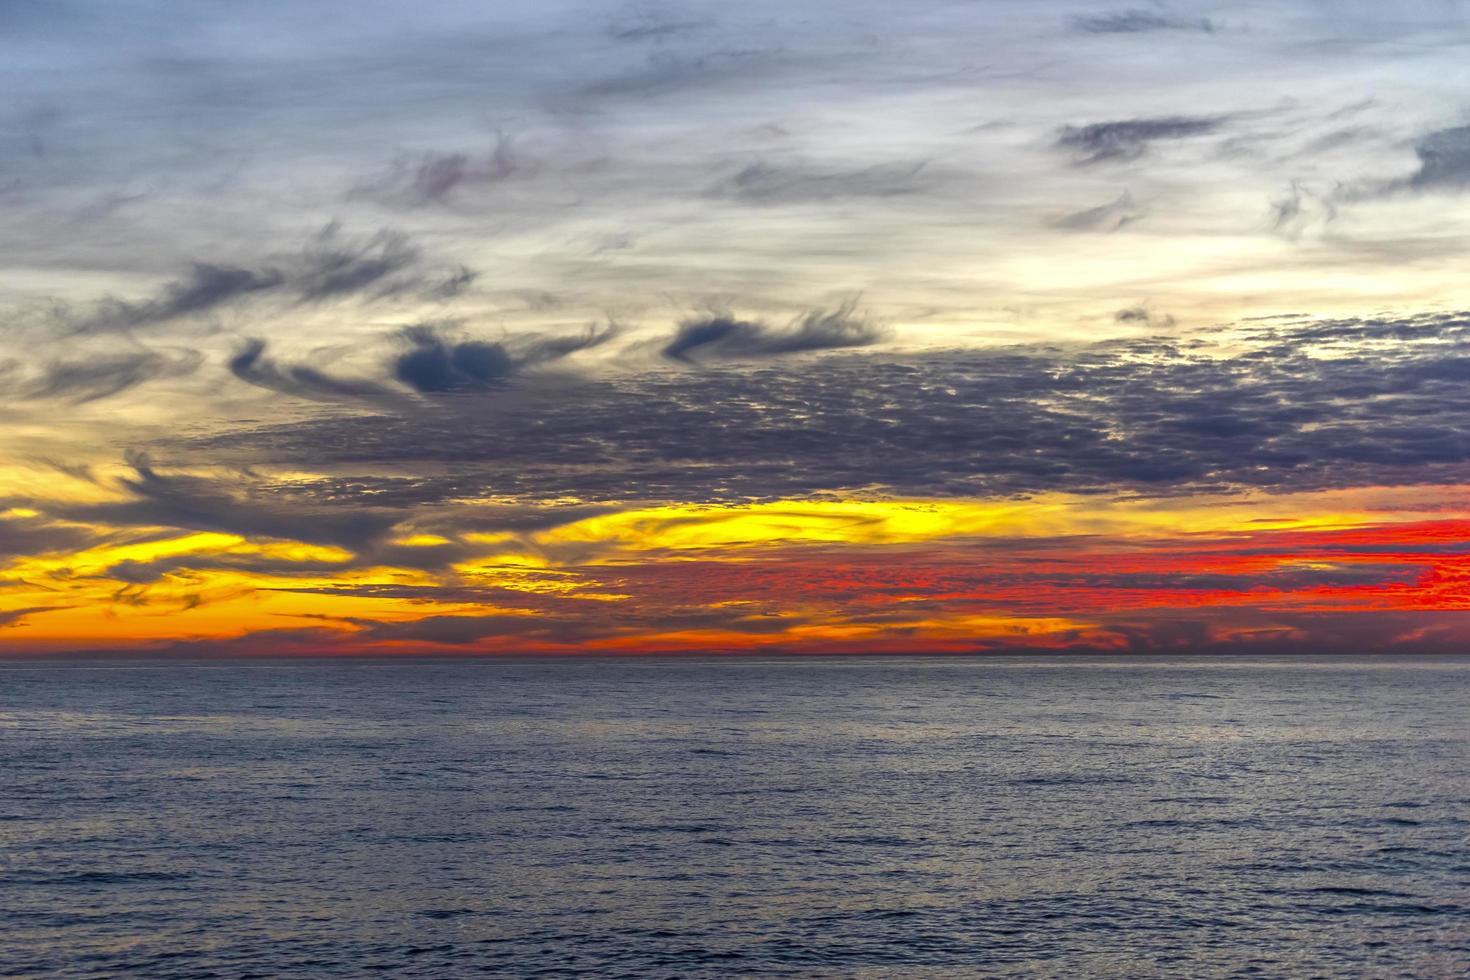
1;655;1466;978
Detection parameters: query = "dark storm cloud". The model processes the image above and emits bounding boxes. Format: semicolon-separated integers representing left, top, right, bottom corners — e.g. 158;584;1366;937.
1070;10;1217;34
228;339;405;406
182;311;1470;504
70;227;474;334
1056;116;1227;165
19;348;203;403
393;322;618;392
662;305;884;363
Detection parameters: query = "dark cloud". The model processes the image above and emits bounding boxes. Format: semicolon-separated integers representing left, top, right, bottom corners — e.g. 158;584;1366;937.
393;322;618;393
228;339;404;406
662;304;884;363
1113;306;1175;328
19;348;203;403
70;227;475;333
1071;10;1217;34
53;453;401;553
0;605;61;628
0;512;102;560
1056;116;1227;165
1407;124;1470;191
78;265;283;334
184;311;1470;504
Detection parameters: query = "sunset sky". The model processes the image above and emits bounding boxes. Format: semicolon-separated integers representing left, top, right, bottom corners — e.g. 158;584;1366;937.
2;0;1469;655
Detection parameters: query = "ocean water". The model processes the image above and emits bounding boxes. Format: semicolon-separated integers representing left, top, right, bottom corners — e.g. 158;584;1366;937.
1;656;1466;978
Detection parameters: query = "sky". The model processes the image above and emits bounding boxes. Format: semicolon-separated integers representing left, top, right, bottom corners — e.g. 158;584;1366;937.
2;0;1469;656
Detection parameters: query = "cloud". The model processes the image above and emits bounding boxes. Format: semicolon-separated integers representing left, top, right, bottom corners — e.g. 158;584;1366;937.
1270;180;1338;237
228;339;404;406
0;511;103;560
1052;191;1142;231
1113;305;1175;328
1056;116;1227;165
356;613;587;646
1070;10;1217;34
392;322;618;393
1407;124;1470;191
187;311;1470;504
606;11;706;44
662;304;884;363
356;135;525;207
54;453;401;553
578;48;771;100
0;605;61;628
70;226;475;334
709;160;931;205
77;265;283;334
18;348;203;403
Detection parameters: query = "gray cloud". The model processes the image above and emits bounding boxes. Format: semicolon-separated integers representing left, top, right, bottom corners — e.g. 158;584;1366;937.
19;348;203;402
1113;305;1175;327
228;339;404;406
0;511;103;561
70;227;475;334
356;135;524;207
1270;180;1338;237
1407;124;1470;191
709;160;931;205
577;47;773;101
1052;191;1142;231
53;452;402;554
77;265;283;334
0;605;61;628
183;311;1470;504
393;322;618;393
1056;116;1227;164
1070;10;1217;34
662;304;884;363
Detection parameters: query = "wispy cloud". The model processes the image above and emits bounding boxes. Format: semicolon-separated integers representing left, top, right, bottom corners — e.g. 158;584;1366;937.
1070;9;1218;35
662;304;884;363
68;226;475;334
1056;116;1228;165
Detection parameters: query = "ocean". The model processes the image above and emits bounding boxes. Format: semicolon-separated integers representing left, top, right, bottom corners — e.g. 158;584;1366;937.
2;656;1466;977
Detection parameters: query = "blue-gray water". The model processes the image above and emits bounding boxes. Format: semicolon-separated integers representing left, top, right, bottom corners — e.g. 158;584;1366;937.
2;655;1467;978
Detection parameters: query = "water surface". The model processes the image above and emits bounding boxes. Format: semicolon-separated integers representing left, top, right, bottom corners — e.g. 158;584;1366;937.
2;656;1467;977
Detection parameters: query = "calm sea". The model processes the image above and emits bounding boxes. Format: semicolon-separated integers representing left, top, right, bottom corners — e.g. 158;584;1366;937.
2;656;1466;977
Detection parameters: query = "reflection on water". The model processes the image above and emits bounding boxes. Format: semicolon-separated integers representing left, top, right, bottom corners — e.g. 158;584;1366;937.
1;655;1467;977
